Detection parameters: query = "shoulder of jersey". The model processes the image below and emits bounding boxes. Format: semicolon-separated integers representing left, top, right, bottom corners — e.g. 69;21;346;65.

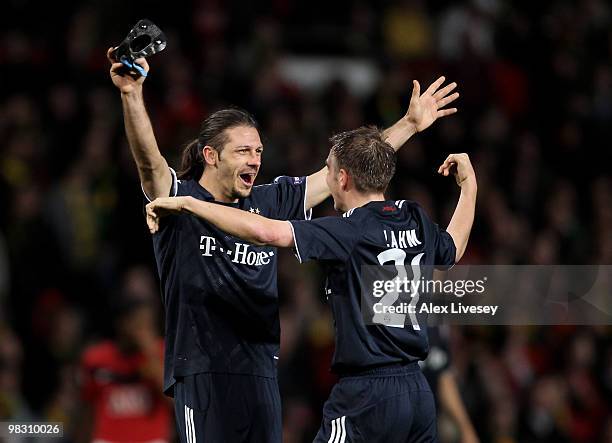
393;199;419;210
342;200;418;219
253;175;304;189
341;206;363;219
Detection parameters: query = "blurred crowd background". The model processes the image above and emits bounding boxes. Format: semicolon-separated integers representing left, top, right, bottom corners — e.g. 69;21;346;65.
1;0;611;441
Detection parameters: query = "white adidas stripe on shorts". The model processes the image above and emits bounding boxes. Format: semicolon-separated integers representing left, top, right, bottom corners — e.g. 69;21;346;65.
184;405;196;443
328;416;347;443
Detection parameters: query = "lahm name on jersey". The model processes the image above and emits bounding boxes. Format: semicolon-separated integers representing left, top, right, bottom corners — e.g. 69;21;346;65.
383;229;422;248
200;235;274;266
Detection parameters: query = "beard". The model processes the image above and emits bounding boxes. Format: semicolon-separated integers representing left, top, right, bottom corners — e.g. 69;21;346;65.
231;186;252;199
230;174;256;199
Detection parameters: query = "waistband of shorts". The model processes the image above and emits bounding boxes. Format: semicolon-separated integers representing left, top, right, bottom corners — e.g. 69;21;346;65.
337;361;421;378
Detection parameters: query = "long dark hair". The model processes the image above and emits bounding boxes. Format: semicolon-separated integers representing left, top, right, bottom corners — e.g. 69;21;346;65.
177;108;258;180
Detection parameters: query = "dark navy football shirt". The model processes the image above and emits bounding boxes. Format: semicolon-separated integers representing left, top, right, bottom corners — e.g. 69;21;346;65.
289;200;456;373
145;168;311;395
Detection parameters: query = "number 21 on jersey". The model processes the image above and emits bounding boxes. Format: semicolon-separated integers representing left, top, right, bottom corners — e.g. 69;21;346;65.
372;249;424;330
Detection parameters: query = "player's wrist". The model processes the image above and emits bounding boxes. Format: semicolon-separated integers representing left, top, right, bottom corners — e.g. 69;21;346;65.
120;86;144;99
178;196;188;212
400;116;419;135
180;196;195;213
459;175;477;191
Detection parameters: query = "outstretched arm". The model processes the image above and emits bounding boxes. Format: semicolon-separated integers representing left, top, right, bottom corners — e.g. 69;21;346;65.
146;197;295;247
305;76;459;210
437;153;477;262
107;47;171;200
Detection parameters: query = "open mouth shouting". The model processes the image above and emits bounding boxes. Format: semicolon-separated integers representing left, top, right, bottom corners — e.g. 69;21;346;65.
239;172;257;187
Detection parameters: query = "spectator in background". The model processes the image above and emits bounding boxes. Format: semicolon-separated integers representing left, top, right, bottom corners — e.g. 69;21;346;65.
382;0;434;60
75;296;170;443
0;324;30;421
0;231;9;312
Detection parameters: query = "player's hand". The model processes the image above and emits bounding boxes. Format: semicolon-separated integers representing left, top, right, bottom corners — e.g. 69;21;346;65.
405;76;459;133
107;47;149;94
146;197;190;233
437;153;475;187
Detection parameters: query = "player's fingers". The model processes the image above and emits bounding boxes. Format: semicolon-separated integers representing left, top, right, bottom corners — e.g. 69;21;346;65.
107;47;118;63
437;92;459;109
433;82;457;100
438;155;456;172
442;162;456;176
146;204;157;218
411;80;420;99
438;165;451;175
110;62;124;73
134;57;149;72
424;76;445;96
437;108;458;118
148;222;158;234
438;163;450;174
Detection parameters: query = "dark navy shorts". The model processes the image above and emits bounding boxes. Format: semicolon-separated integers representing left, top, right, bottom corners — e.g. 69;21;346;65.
173;373;281;443
314;362;437;443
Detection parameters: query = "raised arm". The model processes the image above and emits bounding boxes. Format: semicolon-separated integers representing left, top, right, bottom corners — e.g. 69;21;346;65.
145;196;295;248
107;47;171;200
437;153;477;262
305;76;459;211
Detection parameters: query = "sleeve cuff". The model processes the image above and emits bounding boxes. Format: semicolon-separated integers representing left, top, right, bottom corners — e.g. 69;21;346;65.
303;176;312;220
287;221;304;263
141;167;178;202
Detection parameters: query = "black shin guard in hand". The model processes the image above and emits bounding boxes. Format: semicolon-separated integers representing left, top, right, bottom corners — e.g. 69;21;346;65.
112;19;167;77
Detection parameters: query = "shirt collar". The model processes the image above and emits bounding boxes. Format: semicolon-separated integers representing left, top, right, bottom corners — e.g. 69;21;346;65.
190;180;243;208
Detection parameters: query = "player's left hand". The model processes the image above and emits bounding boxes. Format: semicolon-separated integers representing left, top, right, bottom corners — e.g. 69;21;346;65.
405;76;459;133
146;197;189;233
437;153;476;187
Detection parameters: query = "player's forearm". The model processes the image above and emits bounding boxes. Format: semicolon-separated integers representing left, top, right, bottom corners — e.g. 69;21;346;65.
439;371;479;441
383;117;418;152
121;90;171;198
305;166;331;210
182;197;294;247
446;177;477;262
